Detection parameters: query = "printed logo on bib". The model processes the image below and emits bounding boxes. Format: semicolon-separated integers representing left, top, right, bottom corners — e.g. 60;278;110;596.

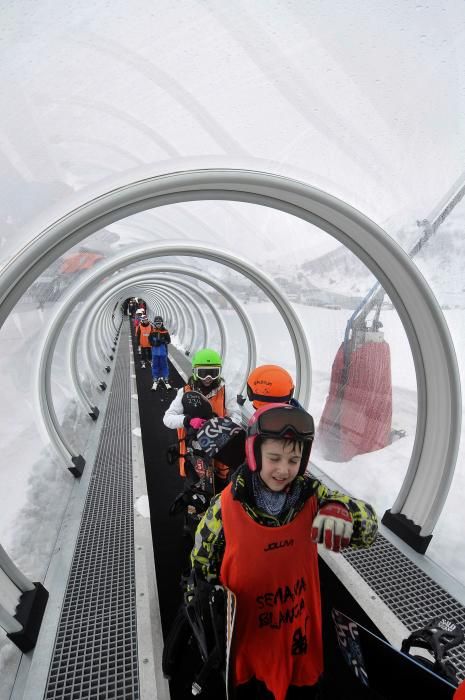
264;539;294;552
256;577;308;637
291;624;309;655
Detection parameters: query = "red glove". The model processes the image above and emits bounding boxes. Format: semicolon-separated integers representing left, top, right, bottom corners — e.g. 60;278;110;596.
189;417;207;430
311;503;353;552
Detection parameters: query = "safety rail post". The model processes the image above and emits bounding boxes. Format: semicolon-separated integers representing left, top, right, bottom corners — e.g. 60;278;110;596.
0;545;48;653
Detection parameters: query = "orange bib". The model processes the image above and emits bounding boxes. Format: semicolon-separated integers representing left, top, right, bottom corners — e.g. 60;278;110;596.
177;385;226;477
220;484;323;700
139;324;153;348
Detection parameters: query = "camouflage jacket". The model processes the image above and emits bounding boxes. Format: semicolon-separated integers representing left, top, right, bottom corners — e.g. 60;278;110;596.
189;464;378;586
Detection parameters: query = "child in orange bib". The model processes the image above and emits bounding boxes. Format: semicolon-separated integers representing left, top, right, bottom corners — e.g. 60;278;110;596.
189;403;378;699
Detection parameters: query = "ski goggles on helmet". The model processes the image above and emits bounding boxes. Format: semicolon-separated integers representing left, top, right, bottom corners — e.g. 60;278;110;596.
193;366;221;381
248;404;314;442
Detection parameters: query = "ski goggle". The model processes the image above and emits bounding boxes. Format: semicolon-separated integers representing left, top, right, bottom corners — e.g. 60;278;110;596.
194;366;221;381
248;405;314;441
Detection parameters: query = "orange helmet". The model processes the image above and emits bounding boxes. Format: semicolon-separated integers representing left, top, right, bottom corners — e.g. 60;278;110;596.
246;365;295;409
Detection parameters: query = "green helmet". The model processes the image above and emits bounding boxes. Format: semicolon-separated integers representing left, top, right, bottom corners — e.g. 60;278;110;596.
192;348;222;368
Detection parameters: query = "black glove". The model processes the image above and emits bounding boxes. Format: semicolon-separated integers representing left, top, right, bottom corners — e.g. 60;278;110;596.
183;415;191;429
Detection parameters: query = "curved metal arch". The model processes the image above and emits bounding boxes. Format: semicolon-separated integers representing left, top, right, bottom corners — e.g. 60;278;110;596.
95;303;116;363
156;283;198;352
0;542;35;638
152;287;189;348
144;291;178;342
91;303;117;369
154;275;226;358
68;267;241;416
36;240;306;471
142;281;209;353
77;282;183;392
0;169;459;539
128;265;257;381
70;310;106;414
123;273;225;353
146;293;176;333
80;300;121;385
64;261;256;423
72;299;125;412
139;286;187;346
64;274;216;417
149;293;179;336
88;261;256;391
146;292;173;333
144;281;202;353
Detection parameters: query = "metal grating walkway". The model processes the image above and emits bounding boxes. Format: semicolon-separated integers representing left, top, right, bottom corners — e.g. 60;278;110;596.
44;333;139;699
344;532;465;680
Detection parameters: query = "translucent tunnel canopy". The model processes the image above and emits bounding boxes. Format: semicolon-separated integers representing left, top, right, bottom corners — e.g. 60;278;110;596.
1;0;465;669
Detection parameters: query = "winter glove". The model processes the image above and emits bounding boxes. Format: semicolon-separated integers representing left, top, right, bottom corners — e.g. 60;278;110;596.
311;503;353;552
189;417;207;431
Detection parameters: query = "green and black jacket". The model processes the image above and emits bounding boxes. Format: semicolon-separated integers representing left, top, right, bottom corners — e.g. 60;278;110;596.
190;464;378;586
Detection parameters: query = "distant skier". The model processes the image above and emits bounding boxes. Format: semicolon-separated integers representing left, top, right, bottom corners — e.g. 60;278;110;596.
128;298;137;317
133;308;144;331
149;316;171;390
135;315;154;369
187;403;378;700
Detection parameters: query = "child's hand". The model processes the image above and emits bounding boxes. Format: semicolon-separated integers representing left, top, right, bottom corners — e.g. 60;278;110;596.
189;417;207;430
311;503;353;552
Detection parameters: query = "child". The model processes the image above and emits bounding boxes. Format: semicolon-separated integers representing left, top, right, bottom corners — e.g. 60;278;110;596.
246;364;296;409
135;315;153;369
188;402;378;700
149;316;171;390
163;348;242;486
